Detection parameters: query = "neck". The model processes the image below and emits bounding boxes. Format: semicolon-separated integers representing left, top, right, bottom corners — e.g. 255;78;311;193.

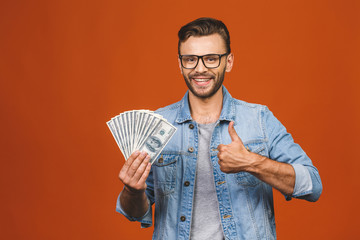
188;87;223;124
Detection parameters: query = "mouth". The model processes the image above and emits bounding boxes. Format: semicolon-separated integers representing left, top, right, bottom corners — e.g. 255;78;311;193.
193;78;211;82
192;78;211;86
190;75;214;86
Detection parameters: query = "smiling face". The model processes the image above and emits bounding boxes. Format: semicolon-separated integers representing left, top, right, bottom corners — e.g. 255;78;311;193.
179;34;234;99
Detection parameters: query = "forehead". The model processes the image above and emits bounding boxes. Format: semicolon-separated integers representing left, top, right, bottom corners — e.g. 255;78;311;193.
179;34;226;55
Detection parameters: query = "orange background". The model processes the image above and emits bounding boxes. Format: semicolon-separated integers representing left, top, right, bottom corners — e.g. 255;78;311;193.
1;0;359;239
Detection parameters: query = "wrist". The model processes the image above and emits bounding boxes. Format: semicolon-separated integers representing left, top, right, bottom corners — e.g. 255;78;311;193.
123;186;146;196
246;152;267;174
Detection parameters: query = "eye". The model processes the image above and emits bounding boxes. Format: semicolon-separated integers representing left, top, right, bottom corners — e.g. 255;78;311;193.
183;56;197;62
204;55;218;62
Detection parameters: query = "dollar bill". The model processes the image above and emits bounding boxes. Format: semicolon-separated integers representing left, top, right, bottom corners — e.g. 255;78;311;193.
138;119;177;164
107;110;177;164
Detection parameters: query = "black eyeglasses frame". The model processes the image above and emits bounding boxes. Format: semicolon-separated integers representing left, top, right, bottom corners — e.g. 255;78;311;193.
179;53;229;69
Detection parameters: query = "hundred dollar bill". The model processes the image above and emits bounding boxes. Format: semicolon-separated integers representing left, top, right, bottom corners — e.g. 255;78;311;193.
107;110;177;163
107;120;126;158
138;119;177;164
137;115;159;151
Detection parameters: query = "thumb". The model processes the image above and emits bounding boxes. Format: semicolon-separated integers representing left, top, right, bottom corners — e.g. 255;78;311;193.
228;121;241;142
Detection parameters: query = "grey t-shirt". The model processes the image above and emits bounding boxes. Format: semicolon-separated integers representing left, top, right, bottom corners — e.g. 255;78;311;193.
190;123;224;240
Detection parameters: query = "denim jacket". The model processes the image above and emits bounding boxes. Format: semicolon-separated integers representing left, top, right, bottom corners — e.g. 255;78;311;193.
116;86;322;240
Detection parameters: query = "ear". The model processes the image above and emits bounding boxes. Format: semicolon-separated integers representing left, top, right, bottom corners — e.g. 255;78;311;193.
225;53;234;72
178;56;183;73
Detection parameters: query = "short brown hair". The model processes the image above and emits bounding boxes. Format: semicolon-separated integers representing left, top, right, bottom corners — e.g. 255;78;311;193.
178;17;231;54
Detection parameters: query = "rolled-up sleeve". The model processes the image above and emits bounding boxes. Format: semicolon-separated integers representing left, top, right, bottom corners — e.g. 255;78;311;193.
291;164;313;197
263;107;323;202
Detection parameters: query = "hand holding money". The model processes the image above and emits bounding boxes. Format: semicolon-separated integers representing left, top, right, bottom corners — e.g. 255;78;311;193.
108;110;177;218
119;151;151;194
118;150;152;218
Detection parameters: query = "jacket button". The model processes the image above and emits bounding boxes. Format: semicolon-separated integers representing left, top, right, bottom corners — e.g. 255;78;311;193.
188;147;194;153
217;181;226;185
184;181;190;186
158;157;163;163
189;124;194;129
180;216;186;221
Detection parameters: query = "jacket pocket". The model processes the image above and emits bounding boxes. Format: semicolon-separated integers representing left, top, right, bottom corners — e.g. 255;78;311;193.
235;141;267;186
153;154;179;196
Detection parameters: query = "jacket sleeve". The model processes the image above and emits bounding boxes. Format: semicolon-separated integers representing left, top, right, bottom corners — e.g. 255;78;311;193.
262;107;322;202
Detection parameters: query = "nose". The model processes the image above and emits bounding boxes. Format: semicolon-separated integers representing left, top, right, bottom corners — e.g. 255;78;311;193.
194;58;207;73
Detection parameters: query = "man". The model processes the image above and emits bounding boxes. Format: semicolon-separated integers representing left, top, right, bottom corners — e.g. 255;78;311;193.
116;17;322;240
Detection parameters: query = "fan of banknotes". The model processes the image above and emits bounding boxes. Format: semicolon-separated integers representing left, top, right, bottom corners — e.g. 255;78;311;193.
107;110;177;164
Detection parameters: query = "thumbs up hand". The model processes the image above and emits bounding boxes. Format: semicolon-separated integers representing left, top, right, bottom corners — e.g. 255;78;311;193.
217;121;257;173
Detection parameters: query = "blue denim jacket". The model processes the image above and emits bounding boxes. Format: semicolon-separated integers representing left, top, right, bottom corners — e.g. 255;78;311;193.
116;86;322;240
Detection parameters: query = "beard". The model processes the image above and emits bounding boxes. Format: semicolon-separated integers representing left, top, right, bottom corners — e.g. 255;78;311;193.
182;67;226;99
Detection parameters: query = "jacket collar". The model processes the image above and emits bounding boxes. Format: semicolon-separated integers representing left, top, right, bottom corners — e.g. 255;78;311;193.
175;85;235;123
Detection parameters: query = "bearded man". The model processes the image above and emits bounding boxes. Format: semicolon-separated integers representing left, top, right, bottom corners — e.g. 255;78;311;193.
116;17;322;240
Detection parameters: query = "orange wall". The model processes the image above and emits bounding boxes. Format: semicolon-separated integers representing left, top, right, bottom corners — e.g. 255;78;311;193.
1;0;359;239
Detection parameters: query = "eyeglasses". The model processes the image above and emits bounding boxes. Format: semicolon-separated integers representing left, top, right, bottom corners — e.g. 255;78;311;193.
179;53;228;69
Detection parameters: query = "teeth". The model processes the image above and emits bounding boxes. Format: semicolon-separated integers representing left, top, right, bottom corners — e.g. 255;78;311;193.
193;78;210;82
